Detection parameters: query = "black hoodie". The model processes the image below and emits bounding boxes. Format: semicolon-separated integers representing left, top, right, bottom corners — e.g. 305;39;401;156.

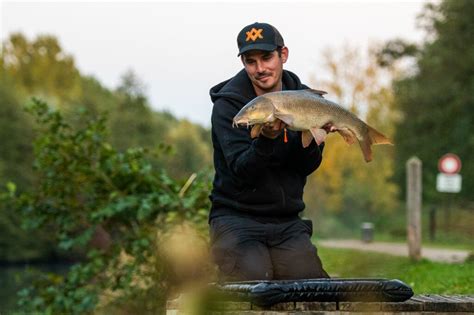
209;69;325;220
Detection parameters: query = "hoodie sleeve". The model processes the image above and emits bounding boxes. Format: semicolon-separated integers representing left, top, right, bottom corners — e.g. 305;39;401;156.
212;99;279;183
287;135;325;176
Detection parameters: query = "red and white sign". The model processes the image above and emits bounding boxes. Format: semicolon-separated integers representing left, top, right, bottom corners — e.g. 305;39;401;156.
438;153;462;174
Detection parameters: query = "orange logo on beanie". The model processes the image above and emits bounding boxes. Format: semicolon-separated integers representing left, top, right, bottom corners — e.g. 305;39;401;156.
245;28;263;42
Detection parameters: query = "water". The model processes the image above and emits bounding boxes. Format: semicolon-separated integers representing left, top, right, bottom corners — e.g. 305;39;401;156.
0;263;71;314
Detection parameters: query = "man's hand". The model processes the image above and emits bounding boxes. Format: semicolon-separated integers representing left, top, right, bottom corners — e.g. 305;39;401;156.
261;119;287;139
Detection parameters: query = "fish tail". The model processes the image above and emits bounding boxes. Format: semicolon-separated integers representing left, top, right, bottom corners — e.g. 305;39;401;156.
359;139;373;162
367;125;393;145
358;125;393;162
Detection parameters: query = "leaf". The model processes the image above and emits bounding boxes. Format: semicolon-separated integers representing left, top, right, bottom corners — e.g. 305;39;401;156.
6;182;16;196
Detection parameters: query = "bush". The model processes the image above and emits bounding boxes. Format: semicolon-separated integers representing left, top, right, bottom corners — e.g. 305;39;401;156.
9;99;211;314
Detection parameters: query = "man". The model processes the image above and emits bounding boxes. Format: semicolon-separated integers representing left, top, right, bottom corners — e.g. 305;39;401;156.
209;22;329;281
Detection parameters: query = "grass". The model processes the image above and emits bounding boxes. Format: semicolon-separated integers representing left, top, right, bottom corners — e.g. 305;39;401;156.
316;246;474;294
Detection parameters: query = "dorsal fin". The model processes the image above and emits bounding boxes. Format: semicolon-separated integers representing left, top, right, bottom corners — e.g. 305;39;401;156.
305;89;328;96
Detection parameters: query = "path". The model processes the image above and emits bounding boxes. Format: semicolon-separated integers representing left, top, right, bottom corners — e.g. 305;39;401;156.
319;239;471;263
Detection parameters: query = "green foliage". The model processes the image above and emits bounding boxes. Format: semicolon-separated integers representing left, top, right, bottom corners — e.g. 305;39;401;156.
0;184;55;262
376;39;419;68
0;71;58;263
383;0;474;203
163;120;213;179
108;70;160;152
11;99;211;314
1;33;81;104
0;75;35;189
0;32;212;264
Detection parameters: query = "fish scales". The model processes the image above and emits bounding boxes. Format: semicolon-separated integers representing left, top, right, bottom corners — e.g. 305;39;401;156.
268;90;365;136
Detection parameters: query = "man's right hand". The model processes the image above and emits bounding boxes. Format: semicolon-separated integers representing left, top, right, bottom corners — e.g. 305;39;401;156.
261;119;287;139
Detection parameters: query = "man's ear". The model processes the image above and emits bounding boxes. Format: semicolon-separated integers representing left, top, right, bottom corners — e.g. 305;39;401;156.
281;46;289;63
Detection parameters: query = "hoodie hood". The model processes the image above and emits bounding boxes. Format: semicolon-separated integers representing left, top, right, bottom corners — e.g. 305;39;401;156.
210;69;307;105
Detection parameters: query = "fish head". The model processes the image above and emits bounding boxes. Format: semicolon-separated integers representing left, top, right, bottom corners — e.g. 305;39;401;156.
233;96;275;127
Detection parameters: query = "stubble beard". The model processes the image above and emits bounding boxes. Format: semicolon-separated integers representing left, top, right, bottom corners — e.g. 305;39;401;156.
258;71;282;94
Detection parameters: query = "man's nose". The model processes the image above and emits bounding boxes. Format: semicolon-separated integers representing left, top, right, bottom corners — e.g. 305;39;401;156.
255;60;265;73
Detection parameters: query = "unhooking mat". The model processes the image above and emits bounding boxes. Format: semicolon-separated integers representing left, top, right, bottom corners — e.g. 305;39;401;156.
211;278;414;307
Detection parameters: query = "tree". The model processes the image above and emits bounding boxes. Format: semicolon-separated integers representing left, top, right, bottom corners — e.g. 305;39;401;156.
0;32;215;276
1;33;81;105
109;70;159;151
380;0;474;204
13;100;211;314
306;44;400;235
0;32;214;267
0;76;35;189
163;120;212;179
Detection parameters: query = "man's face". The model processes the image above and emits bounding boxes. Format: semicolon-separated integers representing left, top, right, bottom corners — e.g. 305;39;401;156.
241;47;288;95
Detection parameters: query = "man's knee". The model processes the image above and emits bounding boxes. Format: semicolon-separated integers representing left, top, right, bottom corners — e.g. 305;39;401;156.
237;259;273;280
273;246;328;279
211;245;273;281
270;223;329;280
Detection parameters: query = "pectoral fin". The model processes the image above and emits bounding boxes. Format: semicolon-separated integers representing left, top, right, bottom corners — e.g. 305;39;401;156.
310;128;327;145
251;124;263;138
274;113;294;126
301;130;314;148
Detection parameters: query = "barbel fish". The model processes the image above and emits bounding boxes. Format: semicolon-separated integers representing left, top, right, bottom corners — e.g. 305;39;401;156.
233;89;393;162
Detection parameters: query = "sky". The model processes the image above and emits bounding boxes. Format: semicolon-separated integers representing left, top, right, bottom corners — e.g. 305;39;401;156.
1;0;428;126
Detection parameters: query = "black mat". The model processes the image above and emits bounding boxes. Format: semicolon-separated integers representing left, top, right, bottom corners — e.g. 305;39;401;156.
211;278;414;307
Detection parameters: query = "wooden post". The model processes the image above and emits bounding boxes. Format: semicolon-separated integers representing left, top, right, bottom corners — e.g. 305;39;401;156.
406;157;422;261
429;206;436;242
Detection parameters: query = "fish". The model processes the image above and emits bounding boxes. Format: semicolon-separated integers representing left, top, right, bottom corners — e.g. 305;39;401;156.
232;89;393;162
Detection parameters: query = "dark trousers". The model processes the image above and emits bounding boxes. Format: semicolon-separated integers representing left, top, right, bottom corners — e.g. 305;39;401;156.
209;215;329;281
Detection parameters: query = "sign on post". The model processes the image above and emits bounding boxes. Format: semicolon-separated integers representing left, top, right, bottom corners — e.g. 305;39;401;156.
437;174;462;193
438;153;461;174
437;153;462;193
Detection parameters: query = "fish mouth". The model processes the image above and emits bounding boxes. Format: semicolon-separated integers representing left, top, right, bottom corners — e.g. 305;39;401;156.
233;114;274;128
232;118;254;128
